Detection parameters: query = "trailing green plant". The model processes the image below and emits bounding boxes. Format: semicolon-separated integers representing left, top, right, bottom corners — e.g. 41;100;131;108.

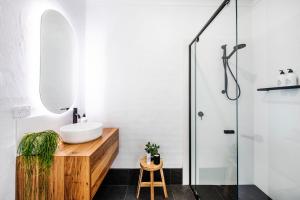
17;130;60;200
144;142;160;157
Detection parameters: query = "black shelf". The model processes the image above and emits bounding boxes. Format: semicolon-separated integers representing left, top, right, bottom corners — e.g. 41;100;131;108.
257;85;300;91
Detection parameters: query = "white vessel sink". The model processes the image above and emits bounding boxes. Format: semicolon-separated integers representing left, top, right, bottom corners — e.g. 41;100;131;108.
60;122;103;144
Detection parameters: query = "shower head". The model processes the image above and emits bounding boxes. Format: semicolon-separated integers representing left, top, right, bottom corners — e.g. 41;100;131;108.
226;43;246;59
233;43;246;50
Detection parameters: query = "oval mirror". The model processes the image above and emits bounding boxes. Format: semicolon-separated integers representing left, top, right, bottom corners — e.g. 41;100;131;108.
40;10;76;114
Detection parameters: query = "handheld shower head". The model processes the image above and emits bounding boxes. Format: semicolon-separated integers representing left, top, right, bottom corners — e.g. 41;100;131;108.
227;43;246;59
233;43;246;50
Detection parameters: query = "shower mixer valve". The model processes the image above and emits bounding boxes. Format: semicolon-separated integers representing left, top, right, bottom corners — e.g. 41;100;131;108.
198;111;204;120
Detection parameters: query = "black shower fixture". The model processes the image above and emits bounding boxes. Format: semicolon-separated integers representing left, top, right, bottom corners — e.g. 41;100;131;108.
221;43;246;101
222;44;246;59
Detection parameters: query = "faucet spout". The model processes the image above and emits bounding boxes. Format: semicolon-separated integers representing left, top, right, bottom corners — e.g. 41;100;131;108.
73;108;81;123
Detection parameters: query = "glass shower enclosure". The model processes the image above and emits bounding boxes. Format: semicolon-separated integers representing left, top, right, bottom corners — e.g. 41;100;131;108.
189;0;239;199
189;0;300;199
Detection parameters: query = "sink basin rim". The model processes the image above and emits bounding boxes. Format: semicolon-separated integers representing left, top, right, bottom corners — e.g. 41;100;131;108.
60;122;103;133
59;122;103;144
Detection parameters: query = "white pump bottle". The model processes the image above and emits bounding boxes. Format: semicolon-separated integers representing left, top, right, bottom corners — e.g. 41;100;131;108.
285;69;298;86
277;70;285;86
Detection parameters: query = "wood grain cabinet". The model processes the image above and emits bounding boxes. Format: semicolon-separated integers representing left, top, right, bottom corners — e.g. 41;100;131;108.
16;128;119;200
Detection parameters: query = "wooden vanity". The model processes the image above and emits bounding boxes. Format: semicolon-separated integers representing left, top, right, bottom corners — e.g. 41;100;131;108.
16;128;119;200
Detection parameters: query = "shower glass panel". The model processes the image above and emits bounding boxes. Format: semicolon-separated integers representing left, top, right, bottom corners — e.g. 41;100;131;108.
237;0;300;200
190;0;238;199
191;0;300;199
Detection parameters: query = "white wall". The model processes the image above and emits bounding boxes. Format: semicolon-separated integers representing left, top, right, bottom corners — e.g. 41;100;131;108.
251;0;300;199
85;0;197;169
85;0;210;184
85;0;254;185
0;0;85;199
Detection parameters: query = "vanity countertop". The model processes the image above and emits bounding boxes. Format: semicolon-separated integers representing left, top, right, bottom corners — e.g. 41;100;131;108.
56;128;118;157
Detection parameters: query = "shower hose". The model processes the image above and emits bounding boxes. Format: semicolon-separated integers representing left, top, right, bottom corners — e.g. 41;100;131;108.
222;58;241;101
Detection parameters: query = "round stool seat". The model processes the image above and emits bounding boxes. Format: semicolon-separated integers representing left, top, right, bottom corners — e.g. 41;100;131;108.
136;156;168;200
140;157;163;171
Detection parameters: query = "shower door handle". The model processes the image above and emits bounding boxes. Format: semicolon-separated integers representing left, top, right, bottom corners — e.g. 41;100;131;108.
224;130;235;134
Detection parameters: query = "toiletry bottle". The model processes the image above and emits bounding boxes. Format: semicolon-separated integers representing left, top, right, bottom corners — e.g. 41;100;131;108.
80;114;88;123
285;68;298;86
277;70;285;86
146;153;151;165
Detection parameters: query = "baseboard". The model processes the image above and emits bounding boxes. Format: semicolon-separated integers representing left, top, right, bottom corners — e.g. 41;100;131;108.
102;168;182;185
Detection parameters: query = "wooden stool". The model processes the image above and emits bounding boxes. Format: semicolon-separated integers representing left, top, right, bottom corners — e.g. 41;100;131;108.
136;157;168;200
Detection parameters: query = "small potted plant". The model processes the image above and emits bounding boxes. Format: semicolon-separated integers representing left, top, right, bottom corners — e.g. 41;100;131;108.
144;142;160;165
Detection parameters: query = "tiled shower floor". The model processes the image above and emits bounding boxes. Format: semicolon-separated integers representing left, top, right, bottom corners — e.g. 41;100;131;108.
193;185;272;200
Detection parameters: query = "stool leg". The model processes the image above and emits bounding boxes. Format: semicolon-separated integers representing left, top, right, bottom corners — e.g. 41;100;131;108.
150;171;154;200
136;168;143;199
160;168;168;198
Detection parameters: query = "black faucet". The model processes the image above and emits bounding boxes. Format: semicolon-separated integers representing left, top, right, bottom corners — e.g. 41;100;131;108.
73;108;81;123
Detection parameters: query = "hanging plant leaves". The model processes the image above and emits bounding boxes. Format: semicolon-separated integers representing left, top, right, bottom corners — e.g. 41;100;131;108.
17;130;60;200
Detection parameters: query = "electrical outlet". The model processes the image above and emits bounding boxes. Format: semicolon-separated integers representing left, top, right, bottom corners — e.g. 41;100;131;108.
12;105;31;119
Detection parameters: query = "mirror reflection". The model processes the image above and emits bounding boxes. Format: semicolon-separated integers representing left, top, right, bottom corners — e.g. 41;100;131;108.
40;10;76;114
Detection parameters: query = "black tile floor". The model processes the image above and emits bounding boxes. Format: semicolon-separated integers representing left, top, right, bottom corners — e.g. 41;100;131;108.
93;184;271;200
93;185;195;200
193;185;272;200
238;185;272;200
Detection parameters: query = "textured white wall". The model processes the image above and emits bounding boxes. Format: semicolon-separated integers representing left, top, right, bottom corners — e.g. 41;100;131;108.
0;0;86;199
